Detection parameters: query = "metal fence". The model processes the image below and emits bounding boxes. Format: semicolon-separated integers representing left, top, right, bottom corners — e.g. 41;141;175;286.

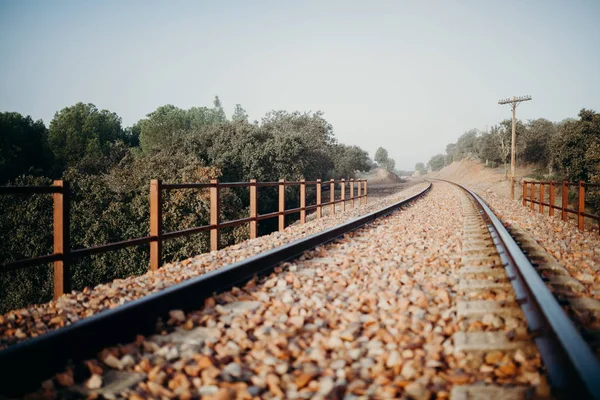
522;180;600;233
0;178;367;299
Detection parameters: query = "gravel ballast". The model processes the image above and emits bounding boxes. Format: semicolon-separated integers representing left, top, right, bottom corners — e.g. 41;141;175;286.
29;182;547;399
0;182;429;349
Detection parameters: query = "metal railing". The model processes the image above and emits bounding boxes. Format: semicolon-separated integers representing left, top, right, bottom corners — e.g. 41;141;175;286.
0;178;367;299
522;180;600;233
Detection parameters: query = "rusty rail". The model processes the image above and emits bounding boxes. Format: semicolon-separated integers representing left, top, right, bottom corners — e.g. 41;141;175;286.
522;180;600;234
0;178;367;299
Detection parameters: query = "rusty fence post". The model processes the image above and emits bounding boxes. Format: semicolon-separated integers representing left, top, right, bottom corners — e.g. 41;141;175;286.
53;180;70;300
578;181;585;232
350;179;355;209
539;182;545;215
279;179;285;231
523;181;527;206
340;179;346;212
316;179;322;218
330;179;335;216
149;179;162;271
562;181;568;222
549;181;555;217
300;179;306;223
250;179;257;239
364;180;368;205
357;179;362;206
530;182;535;211
210;179;220;251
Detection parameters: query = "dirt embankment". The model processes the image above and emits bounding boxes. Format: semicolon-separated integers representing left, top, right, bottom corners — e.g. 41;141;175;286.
426;159;534;200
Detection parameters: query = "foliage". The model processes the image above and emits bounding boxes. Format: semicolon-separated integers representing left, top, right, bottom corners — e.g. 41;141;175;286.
0;176;54;313
428;154;445;171
415;162;426;174
0;113;52;184
373;146;396;172
48;103;125;175
374;147;388;165
0;98;373;311
426;108;600;207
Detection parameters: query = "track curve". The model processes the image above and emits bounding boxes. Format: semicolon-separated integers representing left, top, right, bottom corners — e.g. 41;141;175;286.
0;182;432;396
443;179;600;400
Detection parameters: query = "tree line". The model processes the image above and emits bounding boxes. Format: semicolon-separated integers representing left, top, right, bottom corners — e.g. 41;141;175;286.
0;97;373;312
418;109;600;185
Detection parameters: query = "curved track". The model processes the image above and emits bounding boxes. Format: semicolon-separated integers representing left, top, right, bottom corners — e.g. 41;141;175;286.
3;180;600;399
443;179;600;399
0;182;432;396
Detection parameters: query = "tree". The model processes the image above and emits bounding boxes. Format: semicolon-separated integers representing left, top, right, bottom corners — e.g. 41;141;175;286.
48;103;124;174
521;118;556;167
231;104;249;123
0;112;52;183
385;158;396;172
212;96;227;123
329;144;371;178
445;143;457;165
415;162;426;174
428;154;446;171
374;147;389;166
550;109;600;182
455;130;479;159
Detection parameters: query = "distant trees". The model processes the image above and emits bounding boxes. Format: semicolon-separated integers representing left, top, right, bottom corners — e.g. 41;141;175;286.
421;108;600;188
428;154;445;171
374;146;396;171
415;162;426;175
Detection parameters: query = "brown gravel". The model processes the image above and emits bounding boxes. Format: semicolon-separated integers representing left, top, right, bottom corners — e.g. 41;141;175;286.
31;182;534;399
471;187;600;358
0;182;429;350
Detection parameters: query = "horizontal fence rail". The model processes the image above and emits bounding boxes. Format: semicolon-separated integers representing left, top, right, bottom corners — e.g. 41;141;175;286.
522;180;600;234
0;178;367;299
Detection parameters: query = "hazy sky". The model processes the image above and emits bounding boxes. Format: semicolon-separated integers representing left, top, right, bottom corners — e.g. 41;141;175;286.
1;1;599;169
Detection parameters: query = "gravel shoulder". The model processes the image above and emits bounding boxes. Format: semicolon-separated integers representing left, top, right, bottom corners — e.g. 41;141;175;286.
473;187;600;299
471;186;600;360
0;182;429;350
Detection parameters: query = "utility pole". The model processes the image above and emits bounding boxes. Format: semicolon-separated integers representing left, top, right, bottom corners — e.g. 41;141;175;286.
498;95;532;200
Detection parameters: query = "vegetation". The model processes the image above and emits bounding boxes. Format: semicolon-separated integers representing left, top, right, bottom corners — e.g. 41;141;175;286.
0;98;373;312
420;109;600;190
374;147;396;172
414;162;426;175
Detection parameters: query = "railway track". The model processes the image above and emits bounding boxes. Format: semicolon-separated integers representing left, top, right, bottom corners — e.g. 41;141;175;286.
0;182;433;397
2;180;600;399
446;181;600;399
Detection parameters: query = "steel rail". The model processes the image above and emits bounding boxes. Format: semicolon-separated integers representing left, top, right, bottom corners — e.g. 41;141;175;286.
443;179;600;400
0;182;431;396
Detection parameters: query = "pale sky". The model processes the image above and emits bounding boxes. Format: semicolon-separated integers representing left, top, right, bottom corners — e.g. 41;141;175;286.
1;0;599;169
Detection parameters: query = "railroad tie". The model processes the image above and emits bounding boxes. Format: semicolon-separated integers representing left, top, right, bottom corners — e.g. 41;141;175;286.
450;191;548;399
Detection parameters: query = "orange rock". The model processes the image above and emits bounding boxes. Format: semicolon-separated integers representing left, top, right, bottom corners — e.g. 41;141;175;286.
295;373;314;389
484;351;503;365
55;371;74;387
184;364;201;377
440;371;471;385
496;362;517;377
85;360;103;375
193;354;214;369
266;374;284;397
